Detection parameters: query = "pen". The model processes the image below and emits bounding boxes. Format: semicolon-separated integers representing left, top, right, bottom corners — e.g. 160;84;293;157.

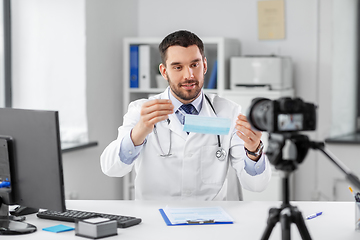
306;212;322;220
349;186;354;194
349;187;360;202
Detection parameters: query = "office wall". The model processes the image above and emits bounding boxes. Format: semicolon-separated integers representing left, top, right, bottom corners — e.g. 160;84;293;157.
317;0;359;201
62;0;138;200
330;0;357;138
138;0;318;102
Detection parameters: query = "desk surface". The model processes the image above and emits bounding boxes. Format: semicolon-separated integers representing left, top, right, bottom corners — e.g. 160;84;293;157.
9;200;359;240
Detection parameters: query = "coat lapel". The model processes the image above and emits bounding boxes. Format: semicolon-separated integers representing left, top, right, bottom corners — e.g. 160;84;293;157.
199;94;217;118
159;88;188;140
158;90;218;140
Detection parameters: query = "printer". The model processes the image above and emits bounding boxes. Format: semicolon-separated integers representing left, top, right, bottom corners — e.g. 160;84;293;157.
230;56;292;90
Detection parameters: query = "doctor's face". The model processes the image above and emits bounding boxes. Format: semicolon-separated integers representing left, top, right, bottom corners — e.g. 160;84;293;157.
160;45;207;104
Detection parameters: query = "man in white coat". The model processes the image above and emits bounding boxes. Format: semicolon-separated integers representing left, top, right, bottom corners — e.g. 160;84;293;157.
101;30;271;201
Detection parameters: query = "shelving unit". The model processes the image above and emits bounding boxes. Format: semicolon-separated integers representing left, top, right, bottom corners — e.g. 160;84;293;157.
123;37;241;114
122;37;294;201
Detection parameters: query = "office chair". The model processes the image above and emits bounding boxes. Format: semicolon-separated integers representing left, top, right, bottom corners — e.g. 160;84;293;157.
226;166;243;201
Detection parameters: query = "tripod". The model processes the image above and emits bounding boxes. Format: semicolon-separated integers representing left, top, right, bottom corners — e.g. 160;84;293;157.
261;169;311;240
260;133;360;240
259;133;313;240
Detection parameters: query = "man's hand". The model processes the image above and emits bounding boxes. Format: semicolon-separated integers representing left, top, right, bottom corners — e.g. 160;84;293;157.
131;99;174;146
235;114;262;160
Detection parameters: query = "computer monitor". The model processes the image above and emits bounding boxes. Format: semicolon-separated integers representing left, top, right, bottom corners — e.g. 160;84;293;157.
0;108;66;234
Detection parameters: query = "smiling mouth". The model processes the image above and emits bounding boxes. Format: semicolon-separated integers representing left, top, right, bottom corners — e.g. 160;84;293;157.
181;81;197;89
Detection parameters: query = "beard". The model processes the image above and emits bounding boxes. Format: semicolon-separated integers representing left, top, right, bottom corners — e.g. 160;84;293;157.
166;72;204;102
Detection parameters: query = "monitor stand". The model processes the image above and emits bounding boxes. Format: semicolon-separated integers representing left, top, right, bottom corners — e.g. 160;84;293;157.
0;199;37;235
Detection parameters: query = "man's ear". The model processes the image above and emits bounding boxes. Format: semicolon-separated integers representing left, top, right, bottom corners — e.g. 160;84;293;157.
203;57;208;75
159;63;168;80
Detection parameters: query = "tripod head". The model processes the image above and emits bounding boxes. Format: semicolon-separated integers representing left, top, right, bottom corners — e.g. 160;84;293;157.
266;133;311;173
266;132;360;190
247;96;360;189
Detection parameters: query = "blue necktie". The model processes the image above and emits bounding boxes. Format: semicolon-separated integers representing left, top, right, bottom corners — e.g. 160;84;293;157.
177;104;198;127
181;104;198;115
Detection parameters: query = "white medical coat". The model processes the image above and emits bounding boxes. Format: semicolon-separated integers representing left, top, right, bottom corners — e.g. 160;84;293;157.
100;88;271;200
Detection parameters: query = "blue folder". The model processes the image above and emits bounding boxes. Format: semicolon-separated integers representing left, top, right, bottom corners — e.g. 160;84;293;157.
159;207;233;226
130;45;139;88
207;60;217;89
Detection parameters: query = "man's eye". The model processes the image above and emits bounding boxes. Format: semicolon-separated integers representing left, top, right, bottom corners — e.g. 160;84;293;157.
191;63;199;68
173;66;181;70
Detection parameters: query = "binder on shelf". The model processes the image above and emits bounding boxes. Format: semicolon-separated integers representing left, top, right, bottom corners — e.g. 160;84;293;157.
207;60;217;89
139;45;156;89
129;45;139;88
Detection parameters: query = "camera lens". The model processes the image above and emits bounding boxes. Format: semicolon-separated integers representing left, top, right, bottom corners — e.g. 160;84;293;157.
247;98;272;132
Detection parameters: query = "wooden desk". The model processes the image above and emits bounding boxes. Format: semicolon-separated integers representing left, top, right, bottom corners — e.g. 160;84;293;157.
8;200;360;239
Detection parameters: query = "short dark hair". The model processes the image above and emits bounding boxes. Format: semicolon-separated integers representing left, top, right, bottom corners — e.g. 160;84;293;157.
159;30;205;66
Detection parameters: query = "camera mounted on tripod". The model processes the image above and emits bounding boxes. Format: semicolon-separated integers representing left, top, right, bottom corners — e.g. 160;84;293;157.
247;97;317;172
246;97;360;240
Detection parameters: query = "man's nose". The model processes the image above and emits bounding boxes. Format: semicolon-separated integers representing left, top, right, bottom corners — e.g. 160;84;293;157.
184;67;194;79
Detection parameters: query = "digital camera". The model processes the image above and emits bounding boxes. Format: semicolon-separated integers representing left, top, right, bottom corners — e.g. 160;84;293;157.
247;97;317;133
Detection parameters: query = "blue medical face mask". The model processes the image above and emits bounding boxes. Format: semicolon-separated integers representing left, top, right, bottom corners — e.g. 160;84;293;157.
183;115;231;135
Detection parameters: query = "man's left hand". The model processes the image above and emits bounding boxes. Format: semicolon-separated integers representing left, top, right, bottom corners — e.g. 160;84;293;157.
235;114;262;160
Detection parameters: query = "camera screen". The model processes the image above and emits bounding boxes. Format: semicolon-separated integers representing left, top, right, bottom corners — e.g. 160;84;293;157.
278;114;303;131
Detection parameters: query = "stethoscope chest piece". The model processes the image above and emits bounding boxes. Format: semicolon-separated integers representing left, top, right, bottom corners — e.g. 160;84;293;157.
216;148;227;161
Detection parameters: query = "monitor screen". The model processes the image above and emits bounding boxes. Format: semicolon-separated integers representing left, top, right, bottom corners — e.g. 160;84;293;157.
0;108;66;213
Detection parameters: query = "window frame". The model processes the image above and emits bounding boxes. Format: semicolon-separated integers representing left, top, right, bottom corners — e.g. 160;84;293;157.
3;0;11;107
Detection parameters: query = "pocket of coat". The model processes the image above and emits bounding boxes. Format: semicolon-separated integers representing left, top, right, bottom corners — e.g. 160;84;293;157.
200;145;228;185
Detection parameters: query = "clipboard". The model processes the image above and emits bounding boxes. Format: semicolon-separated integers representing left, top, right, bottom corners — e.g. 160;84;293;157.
159;206;234;226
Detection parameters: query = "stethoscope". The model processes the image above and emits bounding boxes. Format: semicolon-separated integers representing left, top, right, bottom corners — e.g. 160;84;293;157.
153;94;227;161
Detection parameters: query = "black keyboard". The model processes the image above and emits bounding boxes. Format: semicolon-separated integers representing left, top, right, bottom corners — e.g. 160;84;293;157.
37;209;142;228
